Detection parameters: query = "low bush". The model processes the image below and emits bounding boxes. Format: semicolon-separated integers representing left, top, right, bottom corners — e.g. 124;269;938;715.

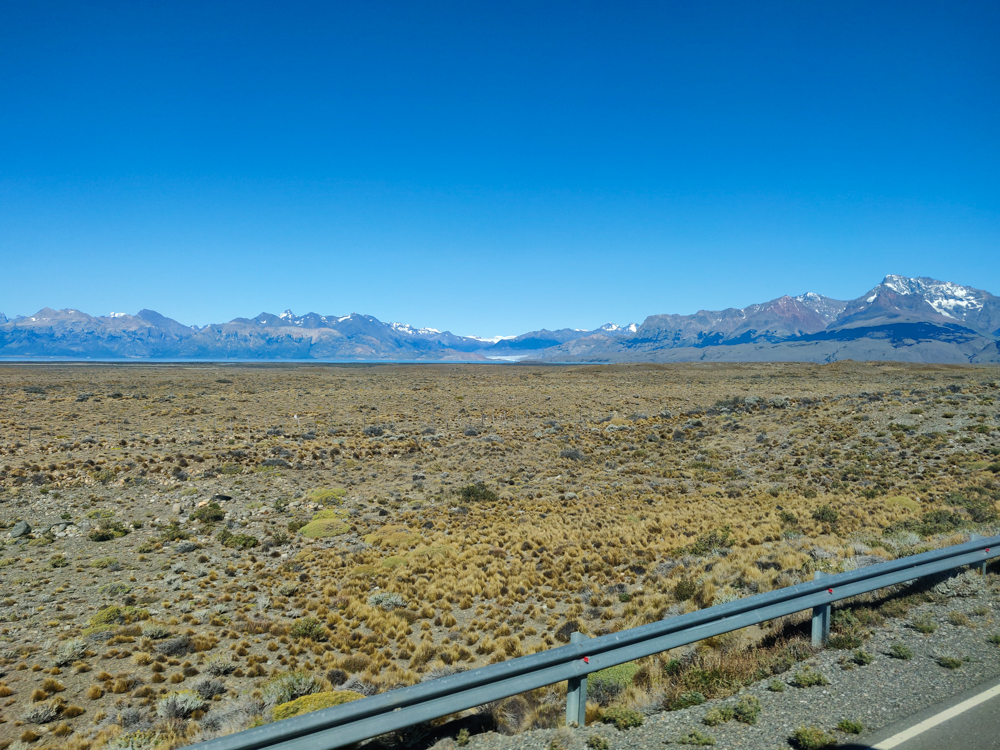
677;729;715;746
702;706;734;726
791;726;836;749
889;643;913;660
54;638;87;667
272;690;363;721
790;667;829;688
159;522;190;542
458;482;498;503
938;655;963;670
911;615;938;634
811;506;839;524
262;671;327;707
290;617;328;641
88;521;130;542
689;527;733;556
733;695;760;725
670;691;707;710
600;706;643;730
367;592;406;611
191;503;225;524
851;649;874;666
217;527;259;549
156;690;206;719
837;719;863;734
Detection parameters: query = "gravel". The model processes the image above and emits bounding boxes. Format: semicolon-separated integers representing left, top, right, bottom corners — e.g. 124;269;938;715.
459;583;1000;750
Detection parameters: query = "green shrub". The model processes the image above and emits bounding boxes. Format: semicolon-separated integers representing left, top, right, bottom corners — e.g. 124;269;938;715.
191;503;225;524
790;667;829;688
600;706;643;730
947;611;971;627
791;726;836;749
88;521;130;542
851;649;873;666
307;488;347;506
827;633;862;649
458;482;498;503
768;679;785;692
159;522;190;542
733;695;760;725
49;555;68;568
677;729;715;746
456;728;470;747
987;633;1000;645
911;615;937;634
675;578;697;601
298;510;349;538
778;511;798;526
889;643;913;660
88;605;149;628
837;719;863;734
689;527;733;556
671;691;706;710
937;655;963;670
591;662;640;693
811;505;839;524
217;527;259;549
272;690;362;720
586;736;610;750
702;706;733;726
289;617;327;641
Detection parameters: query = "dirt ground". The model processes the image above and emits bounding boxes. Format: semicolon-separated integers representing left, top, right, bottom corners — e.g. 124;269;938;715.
0;361;998;749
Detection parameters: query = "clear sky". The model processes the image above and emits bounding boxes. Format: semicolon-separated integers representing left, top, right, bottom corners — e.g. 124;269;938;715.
2;1;998;337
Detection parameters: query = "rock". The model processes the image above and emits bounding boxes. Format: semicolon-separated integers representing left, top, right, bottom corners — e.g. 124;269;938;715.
172;503;181;515
9;520;30;538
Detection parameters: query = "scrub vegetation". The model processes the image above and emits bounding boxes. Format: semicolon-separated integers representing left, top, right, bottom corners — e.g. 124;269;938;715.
0;361;997;749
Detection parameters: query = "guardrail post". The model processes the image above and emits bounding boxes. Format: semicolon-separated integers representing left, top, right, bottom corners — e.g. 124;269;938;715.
971;534;988;576
565;631;588;727
811;571;831;647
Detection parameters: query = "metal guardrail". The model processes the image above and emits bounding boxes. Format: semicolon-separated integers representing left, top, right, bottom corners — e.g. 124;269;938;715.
192;534;999;750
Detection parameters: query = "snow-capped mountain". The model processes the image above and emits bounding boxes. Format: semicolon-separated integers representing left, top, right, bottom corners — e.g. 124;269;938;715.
836;275;1000;334
0;276;996;363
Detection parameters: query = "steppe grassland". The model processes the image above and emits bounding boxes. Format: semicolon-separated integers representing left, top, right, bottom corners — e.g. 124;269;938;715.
0;361;998;749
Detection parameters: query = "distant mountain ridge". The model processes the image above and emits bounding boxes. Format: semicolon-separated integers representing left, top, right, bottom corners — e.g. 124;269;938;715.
1;275;998;364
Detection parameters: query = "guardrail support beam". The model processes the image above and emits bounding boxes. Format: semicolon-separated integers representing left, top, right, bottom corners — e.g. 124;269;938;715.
971;534;988;576
811;571;831;647
565;631;588;727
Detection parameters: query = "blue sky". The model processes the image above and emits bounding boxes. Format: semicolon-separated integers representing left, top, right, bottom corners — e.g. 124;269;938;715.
2;1;998;337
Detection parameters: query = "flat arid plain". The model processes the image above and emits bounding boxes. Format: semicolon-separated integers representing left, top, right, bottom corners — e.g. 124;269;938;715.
0;362;999;750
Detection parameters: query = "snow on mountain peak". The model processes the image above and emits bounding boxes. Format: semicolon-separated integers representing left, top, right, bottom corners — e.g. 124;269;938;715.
279;309;295;320
599;322;638;333
109;312;128;318
879;275;984;319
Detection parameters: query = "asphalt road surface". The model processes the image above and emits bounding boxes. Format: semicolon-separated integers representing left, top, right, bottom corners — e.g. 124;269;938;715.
847;675;1000;750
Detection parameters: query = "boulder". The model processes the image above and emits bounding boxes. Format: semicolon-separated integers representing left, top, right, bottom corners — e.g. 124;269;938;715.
9;520;30;538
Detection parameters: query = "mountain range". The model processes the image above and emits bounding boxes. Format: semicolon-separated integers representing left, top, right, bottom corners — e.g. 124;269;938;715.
1;275;998;364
